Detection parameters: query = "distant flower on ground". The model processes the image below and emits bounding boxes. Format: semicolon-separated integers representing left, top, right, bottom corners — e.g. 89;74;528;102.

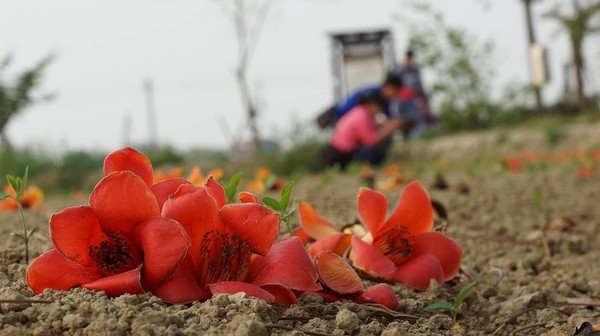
0;185;44;211
577;163;594;178
351;182;463;290
154;167;184;183
503;155;523;171
187;166;224;185
312;251;398;309
155;182;320;304
246;167;285;194
375;163;407;191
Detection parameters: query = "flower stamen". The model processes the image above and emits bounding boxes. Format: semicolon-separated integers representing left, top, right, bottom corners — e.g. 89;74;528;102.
89;231;141;276
198;231;251;285
372;226;414;266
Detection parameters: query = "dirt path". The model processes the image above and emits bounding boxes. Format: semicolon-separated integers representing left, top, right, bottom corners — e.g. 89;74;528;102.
1;122;599;335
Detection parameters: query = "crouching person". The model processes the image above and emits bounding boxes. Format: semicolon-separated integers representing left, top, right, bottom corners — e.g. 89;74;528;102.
322;92;409;169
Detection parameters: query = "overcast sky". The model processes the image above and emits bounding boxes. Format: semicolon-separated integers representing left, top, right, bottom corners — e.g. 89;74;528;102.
1;0;598;152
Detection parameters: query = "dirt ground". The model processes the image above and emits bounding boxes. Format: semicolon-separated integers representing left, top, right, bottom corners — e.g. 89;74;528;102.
1;123;599;335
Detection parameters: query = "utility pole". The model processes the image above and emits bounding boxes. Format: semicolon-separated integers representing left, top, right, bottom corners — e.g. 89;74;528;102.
143;78;159;150
523;0;544;114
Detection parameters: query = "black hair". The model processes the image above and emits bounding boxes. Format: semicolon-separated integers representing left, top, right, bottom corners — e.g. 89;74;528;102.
382;72;403;88
406;48;415;58
357;92;387;108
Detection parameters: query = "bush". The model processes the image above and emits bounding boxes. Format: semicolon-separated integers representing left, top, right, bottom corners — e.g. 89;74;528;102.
57;151;104;190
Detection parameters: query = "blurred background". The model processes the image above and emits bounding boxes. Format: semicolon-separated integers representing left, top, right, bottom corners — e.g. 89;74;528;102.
1;0;599;192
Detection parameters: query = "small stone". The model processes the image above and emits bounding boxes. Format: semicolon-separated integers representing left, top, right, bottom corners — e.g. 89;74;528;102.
381;326;409;336
0;287;31;312
335;308;359;332
233;319;268;336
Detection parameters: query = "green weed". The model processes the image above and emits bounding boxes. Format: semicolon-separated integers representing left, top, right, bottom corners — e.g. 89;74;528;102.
423;281;478;321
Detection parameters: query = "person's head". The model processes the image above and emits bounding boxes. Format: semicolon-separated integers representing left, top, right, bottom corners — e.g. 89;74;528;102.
380;73;403;100
358;92;387;115
405;48;415;67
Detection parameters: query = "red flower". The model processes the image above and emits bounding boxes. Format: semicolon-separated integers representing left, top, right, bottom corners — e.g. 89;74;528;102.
296;202;352;258
155;182;320;304
351;182;463;290
27;147;192;297
27;171;190;297
312;251;398;309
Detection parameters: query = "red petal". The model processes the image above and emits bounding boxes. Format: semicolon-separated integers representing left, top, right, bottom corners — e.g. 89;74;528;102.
315;251;364;295
355;283;398;310
350;236;395;277
27;249;102;294
131;217;190;289
151;256;211;304
261;285;298;305
249;237;321;292
103;147;154;187
83;265;145;297
297;202;338;239
385;254;443;291
411;232;463;281
220;203;279;255
380;181;433;237
307;233;351;258
150;178;191;209
161;185;225;270
239;192;259;203
209;282;275;303
205;176;227;208
50;206;106;267
356;188;388;235
89;171;160;234
293;228;311;245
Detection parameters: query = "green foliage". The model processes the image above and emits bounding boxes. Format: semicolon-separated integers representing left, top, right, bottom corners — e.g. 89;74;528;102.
0;148;55;183
222;172;243;203
543;121;565;146
146;146;184;166
5;166;35;263
423;281;478;321
0;54;53;148
260;182;297;236
58;151;103;190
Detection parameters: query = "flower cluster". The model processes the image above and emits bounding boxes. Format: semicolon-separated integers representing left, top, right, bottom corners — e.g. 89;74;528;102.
29;147;449;309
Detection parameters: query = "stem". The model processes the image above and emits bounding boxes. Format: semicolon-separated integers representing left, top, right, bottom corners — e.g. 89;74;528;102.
16;199;29;263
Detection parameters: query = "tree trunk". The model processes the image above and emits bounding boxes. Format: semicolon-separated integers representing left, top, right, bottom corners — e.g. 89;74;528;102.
236;68;261;152
571;37;586;111
523;0;544;114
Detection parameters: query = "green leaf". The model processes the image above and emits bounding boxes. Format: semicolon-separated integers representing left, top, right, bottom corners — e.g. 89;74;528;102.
6;175;19;192
26;228;37;239
423;301;454;312
223;172;243;203
22;166;29;190
0;192;9;201
261;196;282;211
11;232;26;241
280;182;294;209
453;281;478;310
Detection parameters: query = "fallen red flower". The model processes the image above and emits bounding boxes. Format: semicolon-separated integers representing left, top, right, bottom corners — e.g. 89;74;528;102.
27;170;190;297
27;147;192;297
0;185;44;211
156;183;320;304
351;182;463;291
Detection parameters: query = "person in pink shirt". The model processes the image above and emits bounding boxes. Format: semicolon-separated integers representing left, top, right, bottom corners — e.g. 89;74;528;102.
323;92;406;169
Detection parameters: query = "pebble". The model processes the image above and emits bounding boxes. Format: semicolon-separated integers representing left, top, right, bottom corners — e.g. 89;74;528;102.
335;308;360;332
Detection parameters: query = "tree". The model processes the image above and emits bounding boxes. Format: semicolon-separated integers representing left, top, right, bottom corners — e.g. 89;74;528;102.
402;3;497;132
0;55;52;149
545;0;600;111
215;0;274;152
522;0;545;113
